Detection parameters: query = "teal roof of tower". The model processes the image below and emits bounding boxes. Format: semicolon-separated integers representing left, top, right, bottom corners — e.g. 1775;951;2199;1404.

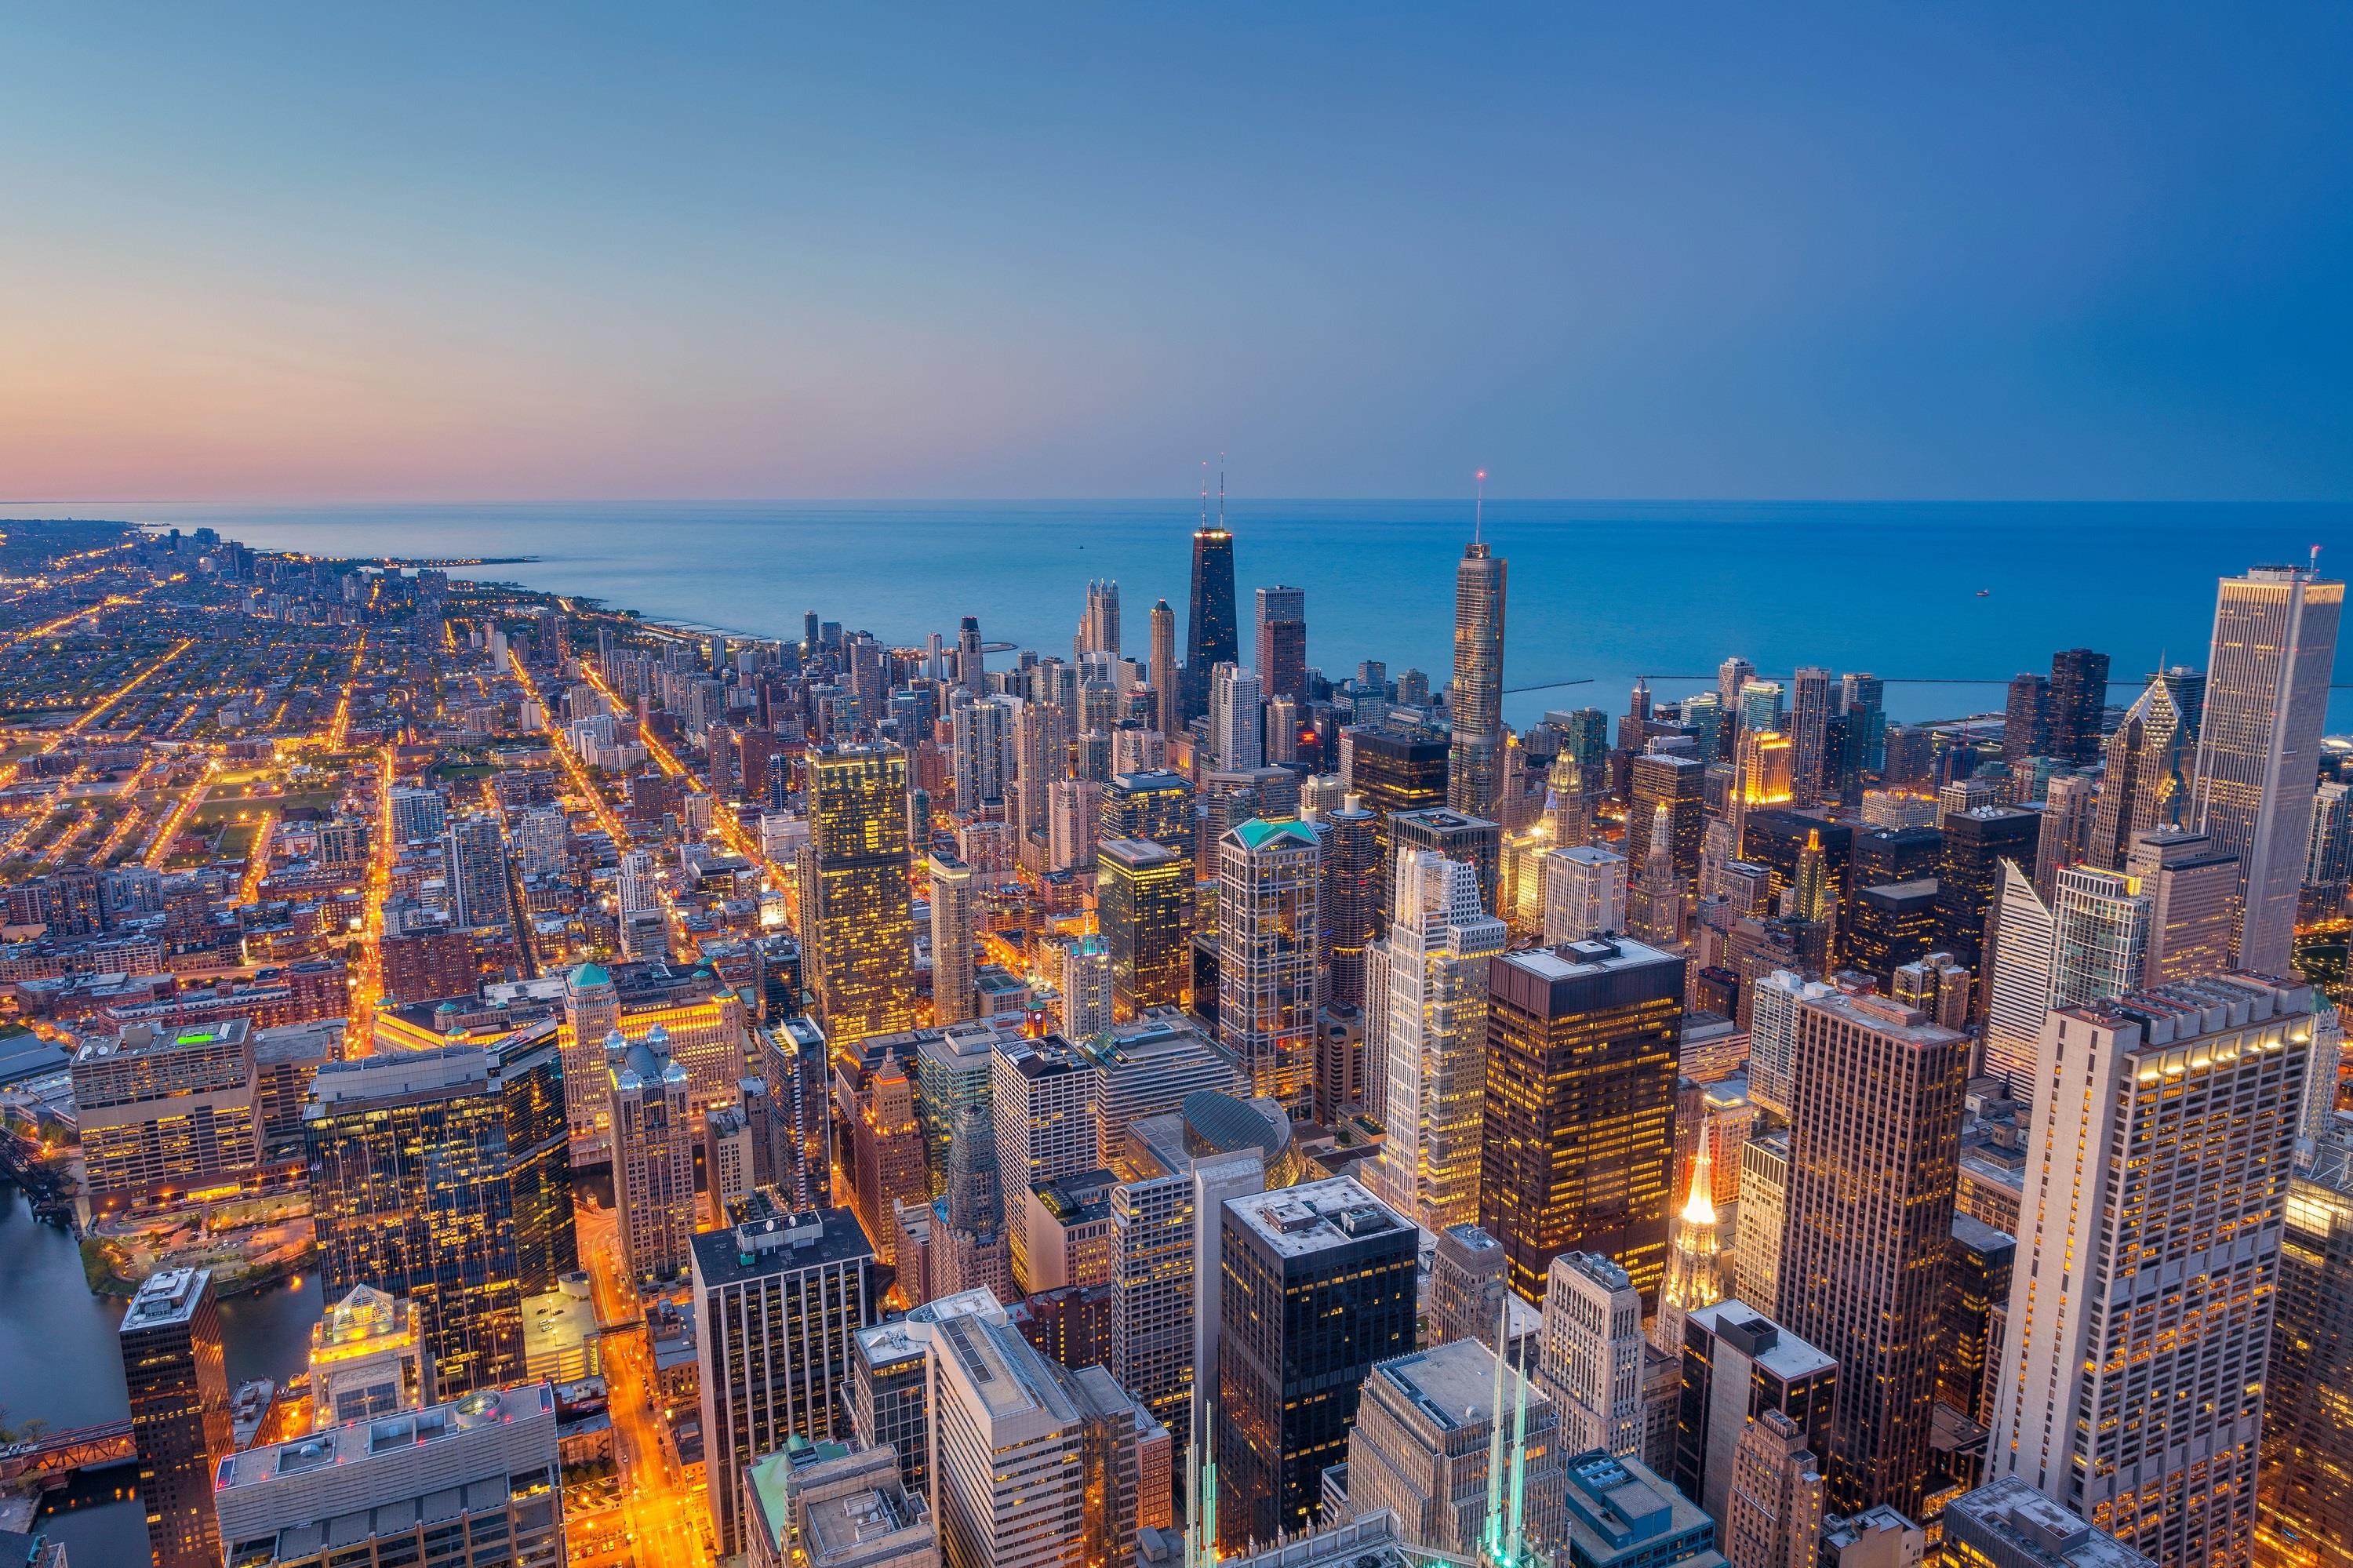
1229;817;1318;852
569;962;610;988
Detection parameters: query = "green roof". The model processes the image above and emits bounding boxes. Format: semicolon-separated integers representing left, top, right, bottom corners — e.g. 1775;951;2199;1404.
568;962;610;988
1229;817;1318;851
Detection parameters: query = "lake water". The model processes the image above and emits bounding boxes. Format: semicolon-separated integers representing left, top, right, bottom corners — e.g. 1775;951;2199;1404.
0;1186;323;1562
9;499;2351;727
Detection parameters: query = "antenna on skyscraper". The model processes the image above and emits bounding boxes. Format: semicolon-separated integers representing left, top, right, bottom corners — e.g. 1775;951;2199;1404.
1199;460;1209;531
1475;469;1488;545
1218;453;1227;530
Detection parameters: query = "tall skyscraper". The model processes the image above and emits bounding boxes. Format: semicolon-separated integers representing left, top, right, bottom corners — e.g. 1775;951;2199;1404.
305;1039;575;1397
1790;667;1831;808
1346;727;1452;927
1628;752;1708;881
1780;989;1966;1516
1723;1410;1827;1568
1345;1336;1569;1559
802;744;921;1046
1209;661;1264;772
955;614;986;695
1941;1480;2155;1568
2086;675;2191;868
1653;1141;1725;1352
1058;933;1114;1040
1078;578;1121;657
121;1268;231;1568
1718;657;1758;745
1370;848;1507;1233
1183;509;1238;722
2049;865;2151;1009
929;1301;1089;1568
929;851;980;1026
1672;1302;1838;1530
951;693;1014;813
692;1195;878;1559
1149;598;1178;737
1734;1130;1791;1315
1096;837;1188;1018
1315;800;1380;1009
1254;585;1307;705
1217;1178;1417;1550
2189;563;2344;973
1544;844;1627;945
1980;863;2058;1093
2125;824;2241;984
2046;648;2111;766
850;1050;929;1266
1216;819;1322;1115
1480;937;1684;1305
1991;975;2311;1566
442;813;510;930
1537;1250;1647;1457
2260;1122;2353;1568
1448;540;1508;820
609;1024;696;1288
938;1101;1016;1303
1936;806;2040;967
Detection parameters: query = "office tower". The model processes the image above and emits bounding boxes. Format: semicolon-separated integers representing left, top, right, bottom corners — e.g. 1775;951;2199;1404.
740;1441;937;1568
929;852;980;1026
1107;1149;1263;1459
442;813;509;931
1716;657;1758;742
1448;539;1508;820
609;1025;696;1287
1183;510;1238;722
1790;668;1831;807
307;1285;431;1428
1741;960;1826;1106
1547;845;1628;944
929;1306;1088;1568
803;744;922;1046
2260;1124;2353;1568
2190;564;2344;973
1149;598;1177;736
991;1033;1094;1192
1391;805;1504;916
1264;693;1301;765
306;1040;575;1398
1941;1479;2155;1568
1936;806;2039;967
1991;976;2311;1566
693;1195;878;1557
762;1016;834;1211
936;1101;1016;1302
1734;1131;1791;1322
1723;1410;1827;1568
1347;1337;1568;1559
1554;1451;1722;1568
2123;824;2240;984
910;1024;995;1201
1835;674;1886;807
951;694;1014;813
2086;676;2191;869
1064;1363;1173;1568
1671;1302;1839;1528
1317;800;1381;1008
1654;1142;1726;1353
1096;838;1188;1018
1079;578;1122;657
852;1051;929;1265
1013;697;1072;853
1217;1178;1417;1549
121;1268;231;1568
1629;753;1708;881
1209;663;1264;772
1938;1214;2012;1428
1059;935;1114;1040
1980;864;2057;1092
1371;848;1507;1233
1481;937;1685;1305
1216;819;1322;1114
2045;649;2111;766
1428;1221;1509;1352
1890;952;1973;1031
1100;768;1193;857
2310;777;2353;910
1255;585;1307;704
1843;879;1939;987
1049;777;1103;871
1731;731;1795;853
2003;674;2051;766
1538;1250;1646;1457
1629;800;1689;948
1347;728;1453;921
1780;990;1966;1515
69;1019;260;1217
957;616;984;695
214;1382;562;1568
1737;679;1784;739
2049;865;2151;1007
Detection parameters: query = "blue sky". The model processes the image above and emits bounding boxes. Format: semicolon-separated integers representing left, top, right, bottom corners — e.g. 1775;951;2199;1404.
3;5;2348;501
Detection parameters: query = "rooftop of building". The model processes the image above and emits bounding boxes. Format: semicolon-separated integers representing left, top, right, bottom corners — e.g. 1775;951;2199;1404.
73;1016;250;1064
1370;1337;1544;1435
931;1308;1078;1427
1560;1450;1723;1566
1685;1301;1837;1380
1227;817;1320;852
1950;1210;2016;1253
1823;1507;1921;1554
691;1198;875;1289
1798;986;1963;1045
216;1383;553;1495
2057;972;2310;1047
1860;877;1941;902
1498;933;1681;982
122;1267;213;1333
1098;835;1188;866
1225;1175;1407;1259
992;1031;1084;1079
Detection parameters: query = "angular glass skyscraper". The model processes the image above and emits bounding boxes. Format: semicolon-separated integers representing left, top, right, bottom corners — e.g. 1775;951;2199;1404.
1183;522;1237;722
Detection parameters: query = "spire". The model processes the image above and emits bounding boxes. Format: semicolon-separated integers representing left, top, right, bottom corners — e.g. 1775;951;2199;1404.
1681;1137;1718;1228
1217;453;1227;531
1474;468;1487;546
1198;460;1209;533
1484;1292;1510;1563
1504;1346;1530;1567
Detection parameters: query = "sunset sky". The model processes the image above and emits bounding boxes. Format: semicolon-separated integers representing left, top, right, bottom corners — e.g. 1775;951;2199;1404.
5;5;2349;502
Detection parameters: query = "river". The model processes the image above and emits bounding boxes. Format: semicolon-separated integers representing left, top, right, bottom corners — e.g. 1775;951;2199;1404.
0;1185;324;1562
